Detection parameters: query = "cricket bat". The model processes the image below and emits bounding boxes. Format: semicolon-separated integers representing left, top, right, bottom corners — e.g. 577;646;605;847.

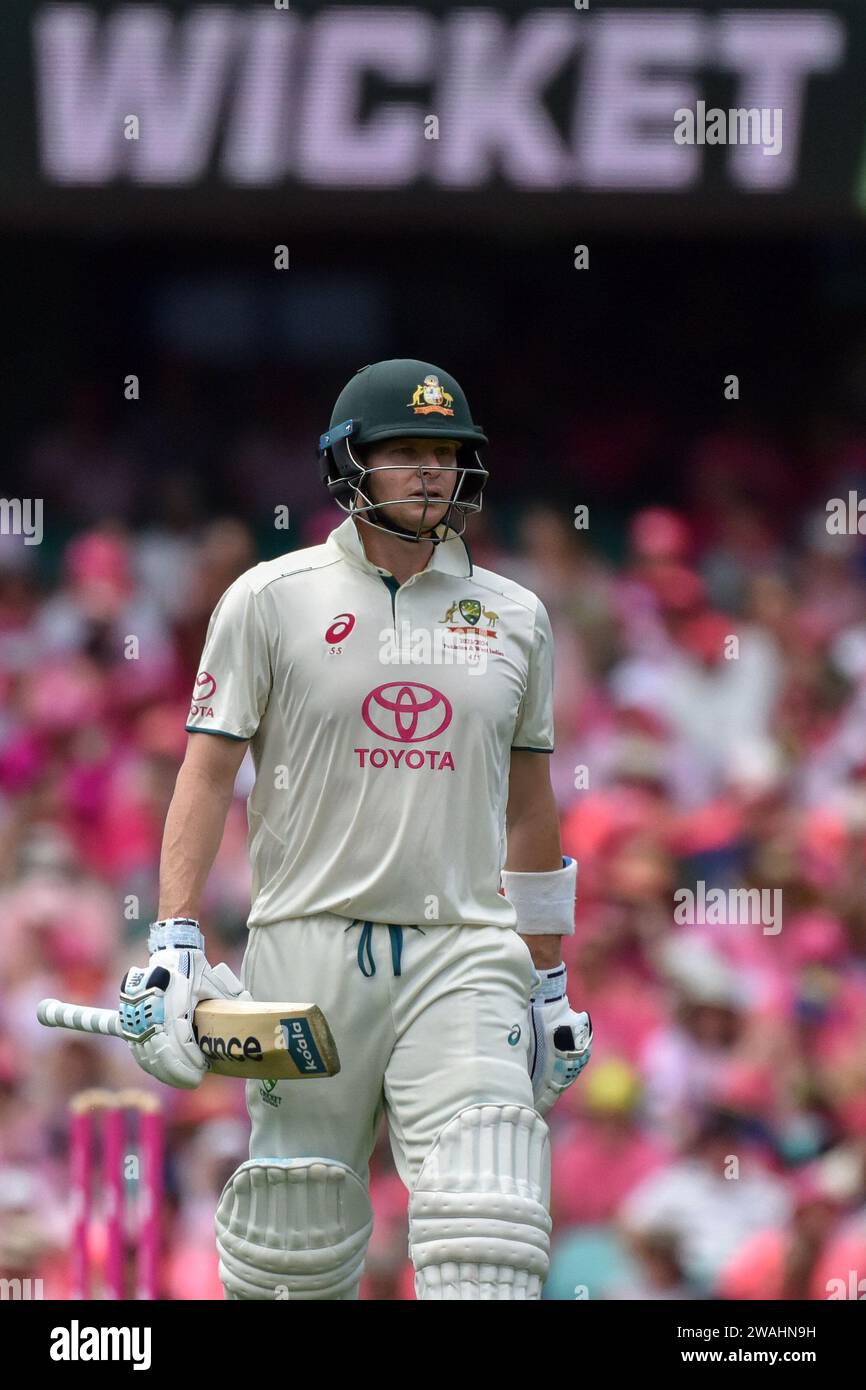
37;997;340;1080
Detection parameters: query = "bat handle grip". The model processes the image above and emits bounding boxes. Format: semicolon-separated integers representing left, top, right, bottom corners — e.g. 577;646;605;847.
37;998;124;1038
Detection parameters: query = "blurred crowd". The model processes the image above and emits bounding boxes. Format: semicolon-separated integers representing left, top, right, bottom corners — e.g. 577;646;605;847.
2;402;866;1300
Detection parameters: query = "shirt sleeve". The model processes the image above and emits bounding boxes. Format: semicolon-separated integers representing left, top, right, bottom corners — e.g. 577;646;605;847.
186;575;272;740
512;597;554;753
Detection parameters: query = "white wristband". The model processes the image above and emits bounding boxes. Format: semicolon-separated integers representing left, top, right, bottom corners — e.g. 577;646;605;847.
500;856;577;936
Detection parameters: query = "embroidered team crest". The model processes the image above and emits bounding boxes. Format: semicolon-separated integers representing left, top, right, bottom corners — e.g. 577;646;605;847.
440;599;499;631
408;375;455;416
259;1078;281;1108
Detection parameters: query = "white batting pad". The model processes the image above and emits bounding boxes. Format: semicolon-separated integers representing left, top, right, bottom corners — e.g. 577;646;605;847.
216;1157;372;1300
409;1104;551;1300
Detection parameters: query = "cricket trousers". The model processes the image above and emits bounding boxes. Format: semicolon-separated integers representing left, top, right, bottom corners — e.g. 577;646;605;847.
241;913;541;1192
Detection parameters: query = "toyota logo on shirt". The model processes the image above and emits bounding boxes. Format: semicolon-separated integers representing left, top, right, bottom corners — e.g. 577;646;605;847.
195;671;217;700
361;682;452;743
190;670;217;720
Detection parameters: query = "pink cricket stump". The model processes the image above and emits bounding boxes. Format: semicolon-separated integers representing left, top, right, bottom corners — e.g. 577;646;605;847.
69;1105;93;1300
137;1106;163;1300
103;1103;126;1299
69;1089;163;1301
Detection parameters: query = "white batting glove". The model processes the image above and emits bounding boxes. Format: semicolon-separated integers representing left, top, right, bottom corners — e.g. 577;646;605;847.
528;964;592;1118
119;919;250;1090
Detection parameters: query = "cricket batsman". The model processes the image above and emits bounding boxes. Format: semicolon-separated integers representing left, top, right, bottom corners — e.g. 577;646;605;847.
122;359;592;1300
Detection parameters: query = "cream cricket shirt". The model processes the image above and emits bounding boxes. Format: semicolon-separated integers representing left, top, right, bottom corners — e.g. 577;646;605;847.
187;516;554;929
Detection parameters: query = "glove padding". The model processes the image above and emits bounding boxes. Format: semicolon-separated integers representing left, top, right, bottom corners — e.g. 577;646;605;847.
120;947;250;1090
528;964;592;1118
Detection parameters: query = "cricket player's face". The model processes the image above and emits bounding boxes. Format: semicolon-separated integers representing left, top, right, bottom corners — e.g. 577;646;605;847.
364;437;460;532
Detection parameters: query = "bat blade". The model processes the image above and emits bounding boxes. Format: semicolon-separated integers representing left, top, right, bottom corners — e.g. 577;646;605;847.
192;1000;340;1079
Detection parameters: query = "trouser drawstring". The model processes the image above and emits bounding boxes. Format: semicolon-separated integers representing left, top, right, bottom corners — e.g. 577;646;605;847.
345;920;425;977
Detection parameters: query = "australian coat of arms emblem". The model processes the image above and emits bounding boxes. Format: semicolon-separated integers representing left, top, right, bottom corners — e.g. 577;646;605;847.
408;374;455;416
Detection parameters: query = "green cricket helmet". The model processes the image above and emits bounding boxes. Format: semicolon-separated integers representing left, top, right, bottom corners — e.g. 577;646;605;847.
318;358;489;543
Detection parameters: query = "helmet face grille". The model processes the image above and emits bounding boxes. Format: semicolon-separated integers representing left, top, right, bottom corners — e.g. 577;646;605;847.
322;437;488;545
